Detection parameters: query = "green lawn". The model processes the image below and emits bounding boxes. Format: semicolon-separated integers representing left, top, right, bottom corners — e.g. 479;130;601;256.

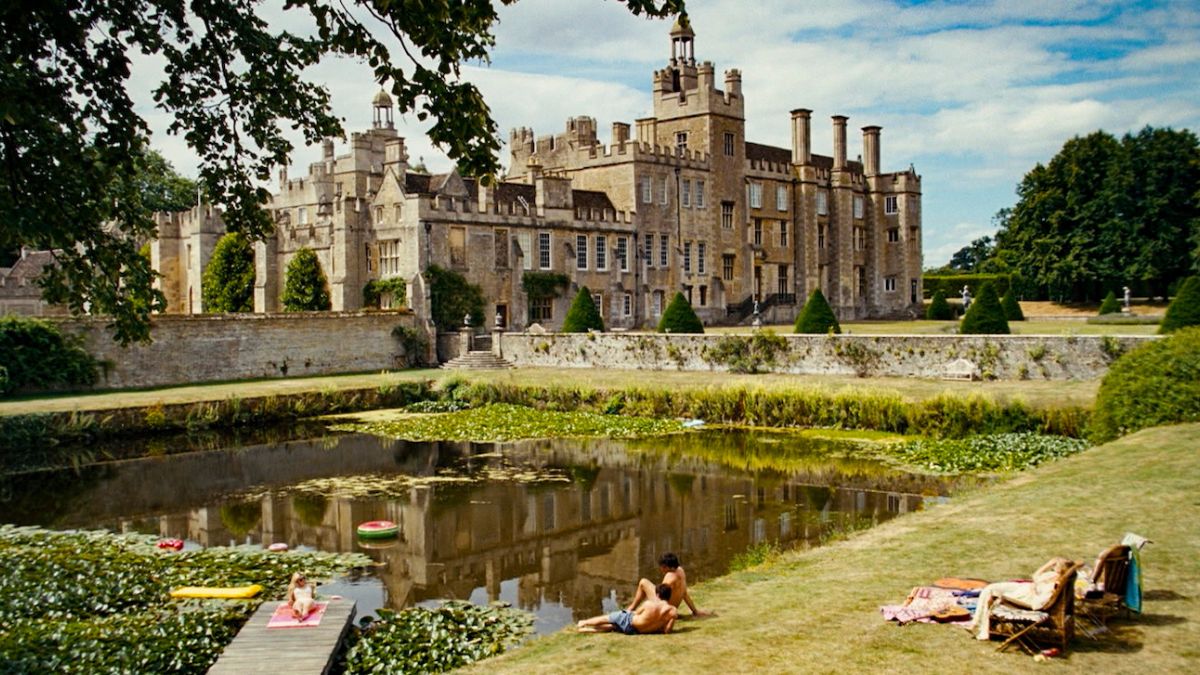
473;423;1200;674
707;319;1159;336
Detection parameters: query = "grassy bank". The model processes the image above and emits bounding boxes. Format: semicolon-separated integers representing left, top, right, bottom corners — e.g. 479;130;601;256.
475;423;1200;674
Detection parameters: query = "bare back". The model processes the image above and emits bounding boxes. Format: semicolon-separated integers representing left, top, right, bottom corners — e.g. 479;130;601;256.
662;567;689;608
632;599;678;634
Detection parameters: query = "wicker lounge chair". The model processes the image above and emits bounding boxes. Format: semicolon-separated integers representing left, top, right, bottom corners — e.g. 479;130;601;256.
1079;544;1133;626
989;561;1082;654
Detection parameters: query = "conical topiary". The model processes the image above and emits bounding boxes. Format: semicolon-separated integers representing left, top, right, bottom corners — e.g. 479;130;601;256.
926;290;954;320
201;232;255;313
658;292;704;333
562;286;605;332
1000;287;1025;321
281;247;331;311
794;288;841;334
1160;276;1200;334
1098;290;1121;316
959;281;1010;334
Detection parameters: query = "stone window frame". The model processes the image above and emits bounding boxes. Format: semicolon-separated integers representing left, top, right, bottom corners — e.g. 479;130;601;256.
575;234;588;270
818;225;827;250
753;218;763;246
816;190;828;216
748;182;763;209
853;195;865;219
516;231;533;271
721;201;734;229
695;180;706;209
449;227;467;266
776;185;787;212
380;239;403;277
681;179;691;208
659;235;669;268
640;176;653;204
722;254;735;281
616;236;629;272
596;234;608;271
644;234;654;269
777;264;789;296
659;176;669;205
697;241;707;276
887;228;900;243
885;195;899;215
723;132;735;156
853;226;866;252
592;292;604;316
676;131;688;153
885;276;897;292
683;241;692;274
529;296;552;322
699;284;707;306
779;219;788;247
622;292;632;317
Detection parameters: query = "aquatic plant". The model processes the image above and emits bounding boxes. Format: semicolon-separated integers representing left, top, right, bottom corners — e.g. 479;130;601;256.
344;601;531;674
889;433;1089;473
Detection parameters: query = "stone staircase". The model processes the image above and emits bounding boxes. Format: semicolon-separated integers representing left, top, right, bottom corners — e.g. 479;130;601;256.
441;350;515;370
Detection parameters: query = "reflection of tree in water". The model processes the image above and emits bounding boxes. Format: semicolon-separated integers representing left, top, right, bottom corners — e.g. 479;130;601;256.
568;463;601;492
0;466;110;526
219;500;262;537
292;493;328;527
667;473;694;497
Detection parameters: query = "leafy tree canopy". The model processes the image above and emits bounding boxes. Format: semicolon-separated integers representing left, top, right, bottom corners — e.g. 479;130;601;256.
1;0;683;343
562;287;605;333
947;236;995;273
201;233;255;313
426;265;484;331
794;289;841;334
989;127;1200;302
282;247;331;312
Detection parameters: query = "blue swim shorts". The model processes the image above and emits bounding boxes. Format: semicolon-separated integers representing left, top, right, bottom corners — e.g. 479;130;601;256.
608;609;638;635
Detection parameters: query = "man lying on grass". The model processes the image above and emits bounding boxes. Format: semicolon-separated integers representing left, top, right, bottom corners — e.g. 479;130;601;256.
578;583;678;635
628;552;715;618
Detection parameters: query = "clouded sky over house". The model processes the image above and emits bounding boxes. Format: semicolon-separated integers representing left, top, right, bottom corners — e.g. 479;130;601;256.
134;0;1200;268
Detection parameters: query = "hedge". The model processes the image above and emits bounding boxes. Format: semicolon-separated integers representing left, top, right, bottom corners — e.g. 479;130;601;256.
0;316;98;395
1089;326;1200;442
923;274;1019;300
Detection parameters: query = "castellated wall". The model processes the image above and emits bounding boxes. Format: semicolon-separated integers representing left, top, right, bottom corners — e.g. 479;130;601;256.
474;332;1156;381
56;312;422;390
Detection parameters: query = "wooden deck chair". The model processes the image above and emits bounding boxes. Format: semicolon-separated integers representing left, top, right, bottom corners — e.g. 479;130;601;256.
1079;544;1132;626
989;562;1081;655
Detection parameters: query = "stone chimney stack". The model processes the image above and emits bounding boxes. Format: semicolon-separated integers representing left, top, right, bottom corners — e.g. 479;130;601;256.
322;138;335;160
790;109;812;165
862;126;881;176
526;156;543;184
832;115;848;170
612;122;631;146
724;69;742;97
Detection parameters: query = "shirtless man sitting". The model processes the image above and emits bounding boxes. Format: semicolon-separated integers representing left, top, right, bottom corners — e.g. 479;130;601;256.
628;552;713;617
578;583;677;635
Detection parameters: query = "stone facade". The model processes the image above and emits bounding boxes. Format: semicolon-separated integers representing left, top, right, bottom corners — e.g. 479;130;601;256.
153;16;922;328
442;331;1154;382
0;249;66;317
55;312;420;390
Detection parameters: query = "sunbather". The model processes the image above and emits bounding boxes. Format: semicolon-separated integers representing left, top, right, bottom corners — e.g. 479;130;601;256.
578;583;677;635
967;557;1073;640
627;552;714;617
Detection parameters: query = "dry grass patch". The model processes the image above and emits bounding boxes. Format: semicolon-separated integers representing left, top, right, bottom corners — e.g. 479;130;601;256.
474;424;1200;674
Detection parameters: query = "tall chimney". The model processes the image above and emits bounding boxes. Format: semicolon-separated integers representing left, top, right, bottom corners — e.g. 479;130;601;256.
832;115;848;170
612;122;631;146
790;109;811;165
862;126;881;176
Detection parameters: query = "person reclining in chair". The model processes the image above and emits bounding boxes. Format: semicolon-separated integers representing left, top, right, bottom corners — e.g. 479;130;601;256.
578;583;677;635
967;557;1074;640
627;552;714;618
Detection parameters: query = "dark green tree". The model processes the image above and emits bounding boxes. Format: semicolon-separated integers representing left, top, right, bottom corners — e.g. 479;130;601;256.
562;287;605;332
135;150;200;213
201;233;255;313
1098;290;1121;315
1000;287;1025;321
948;236;995;272
281;248;331;312
794;289;841;334
425;265;485;331
926;289;954;320
959;281;1010;334
658;292;704;333
1160;276;1200;334
1;1;683;343
1088;327;1200;442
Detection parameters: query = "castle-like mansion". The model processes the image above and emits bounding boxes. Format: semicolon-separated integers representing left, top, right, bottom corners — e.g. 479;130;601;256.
153;19;923;329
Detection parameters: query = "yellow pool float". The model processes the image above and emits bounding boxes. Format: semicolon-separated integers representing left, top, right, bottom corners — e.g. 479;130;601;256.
169;584;263;599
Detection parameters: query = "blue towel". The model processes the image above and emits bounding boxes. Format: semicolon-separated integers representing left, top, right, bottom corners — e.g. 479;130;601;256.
1121;532;1149;613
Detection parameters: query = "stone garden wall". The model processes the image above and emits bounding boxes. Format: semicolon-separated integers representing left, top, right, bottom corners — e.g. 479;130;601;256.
58;311;423;390
477;331;1156;381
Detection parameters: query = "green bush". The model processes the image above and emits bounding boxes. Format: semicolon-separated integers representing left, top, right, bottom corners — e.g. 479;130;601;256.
794;289;840;334
959;281;1010;334
0;316;98;395
201;233;255;312
923;273;1018;300
1098;290;1122;316
281;247;331;311
1088;326;1200;442
1160;276;1200;334
925;290;954;320
363;278;407;309
1000;287;1025;321
562;287;605;332
658;292;704;333
425;265;485;331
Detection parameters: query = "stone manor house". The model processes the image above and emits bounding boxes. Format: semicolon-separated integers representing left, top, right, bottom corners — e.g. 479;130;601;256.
152;18;923;330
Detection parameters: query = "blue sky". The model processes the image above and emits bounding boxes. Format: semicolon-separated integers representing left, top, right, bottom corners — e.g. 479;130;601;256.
136;0;1200;267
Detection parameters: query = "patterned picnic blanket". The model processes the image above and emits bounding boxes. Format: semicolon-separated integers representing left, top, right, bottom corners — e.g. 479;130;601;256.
880;586;975;625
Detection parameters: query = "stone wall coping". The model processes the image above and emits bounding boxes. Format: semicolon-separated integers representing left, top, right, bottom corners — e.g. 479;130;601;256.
49;310;413;326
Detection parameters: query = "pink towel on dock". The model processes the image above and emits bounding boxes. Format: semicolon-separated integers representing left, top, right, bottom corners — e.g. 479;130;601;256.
267;601;328;628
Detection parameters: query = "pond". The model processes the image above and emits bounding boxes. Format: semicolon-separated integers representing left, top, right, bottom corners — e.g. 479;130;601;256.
0;428;967;634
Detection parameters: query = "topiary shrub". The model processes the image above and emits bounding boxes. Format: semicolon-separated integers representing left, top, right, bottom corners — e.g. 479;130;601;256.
1088;326;1200;442
794;289;840;334
281;247;331;311
0;316;98;395
201;233;255;313
658;292;704;333
1159;276;1200;334
562;287;604;332
425;265;485;331
1000;288;1025;321
1098;290;1121;316
959;281;1010;334
926;290;954;320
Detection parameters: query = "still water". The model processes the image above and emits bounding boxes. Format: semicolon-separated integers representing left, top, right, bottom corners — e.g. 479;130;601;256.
0;429;963;634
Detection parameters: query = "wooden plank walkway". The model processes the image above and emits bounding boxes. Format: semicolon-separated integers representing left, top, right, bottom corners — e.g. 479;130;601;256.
209;599;356;675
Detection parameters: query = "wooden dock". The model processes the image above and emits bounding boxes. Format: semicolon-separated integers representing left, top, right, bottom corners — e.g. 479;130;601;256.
209;599;357;675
